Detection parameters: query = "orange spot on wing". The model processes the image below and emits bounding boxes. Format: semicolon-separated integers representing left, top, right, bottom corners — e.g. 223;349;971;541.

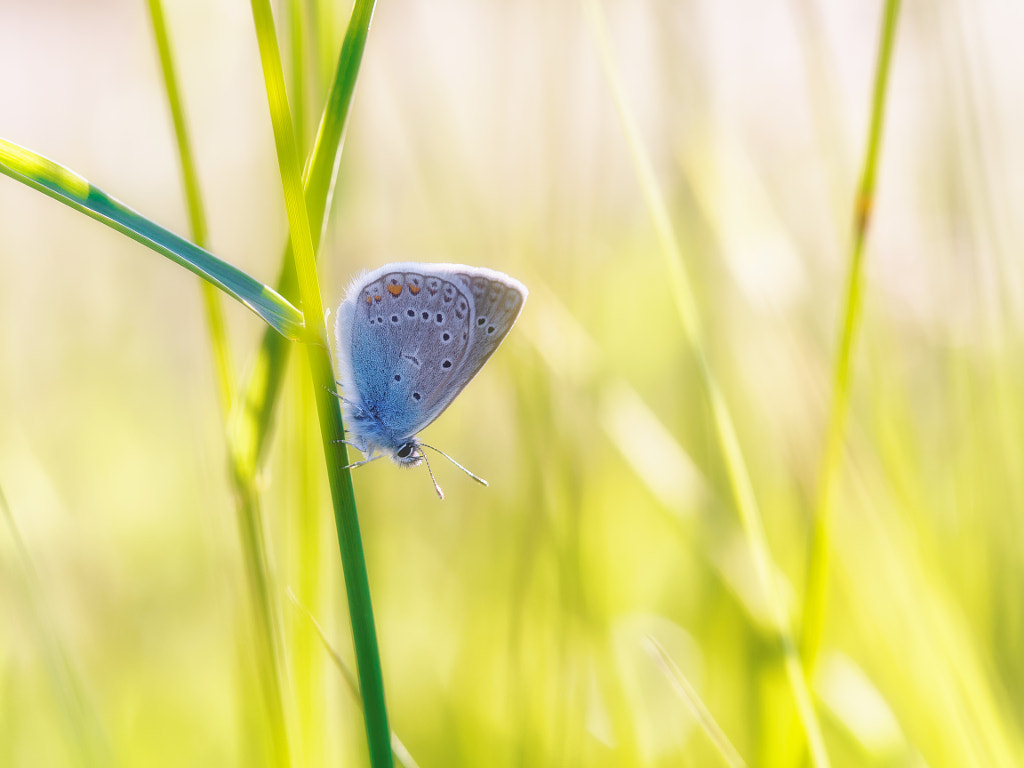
408;284;421;294
386;283;403;296
374;294;382;303
365;295;373;305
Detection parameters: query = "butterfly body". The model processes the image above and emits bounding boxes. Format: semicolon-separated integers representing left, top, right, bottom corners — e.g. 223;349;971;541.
334;263;527;469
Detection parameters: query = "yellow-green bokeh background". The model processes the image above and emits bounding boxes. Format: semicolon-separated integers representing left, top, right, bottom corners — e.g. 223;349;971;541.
2;0;1023;766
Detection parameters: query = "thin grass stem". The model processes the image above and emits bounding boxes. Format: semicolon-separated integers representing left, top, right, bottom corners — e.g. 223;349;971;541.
644;637;746;768
146;5;300;764
144;0;236;413
230;0;378;474
800;0;903;675
287;590;422;768
247;2;392;766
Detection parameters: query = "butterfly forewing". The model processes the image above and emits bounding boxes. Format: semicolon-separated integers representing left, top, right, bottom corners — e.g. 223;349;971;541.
347;269;472;438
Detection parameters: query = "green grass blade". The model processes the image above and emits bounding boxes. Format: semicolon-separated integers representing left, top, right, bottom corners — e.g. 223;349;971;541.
248;4;392;768
145;3;296;765
800;0;903;674
230;0;377;473
644;637;746;768
288;0;308;155
302;0;376;252
288;590;422;768
146;0;237;414
580;1;830;765
0;137;305;341
231;473;296;767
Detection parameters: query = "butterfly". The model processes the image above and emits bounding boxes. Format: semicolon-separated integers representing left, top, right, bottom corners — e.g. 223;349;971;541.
333;262;528;497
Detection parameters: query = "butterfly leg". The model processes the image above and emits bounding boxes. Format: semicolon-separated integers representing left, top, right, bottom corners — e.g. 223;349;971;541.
341;454;385;471
332;438;363;449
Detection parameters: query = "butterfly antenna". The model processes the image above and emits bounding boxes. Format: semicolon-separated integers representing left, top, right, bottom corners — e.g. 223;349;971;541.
420;443;489;487
417;449;445;500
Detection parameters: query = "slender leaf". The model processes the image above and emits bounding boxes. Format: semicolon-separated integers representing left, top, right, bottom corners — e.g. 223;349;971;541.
146;0;237;414
146;1;297;764
0;137;305;341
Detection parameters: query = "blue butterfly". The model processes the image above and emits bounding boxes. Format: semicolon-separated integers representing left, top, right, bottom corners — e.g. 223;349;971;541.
334;263;528;496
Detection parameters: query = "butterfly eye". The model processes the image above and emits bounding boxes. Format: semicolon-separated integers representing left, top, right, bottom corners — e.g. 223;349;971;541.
396;442;415;459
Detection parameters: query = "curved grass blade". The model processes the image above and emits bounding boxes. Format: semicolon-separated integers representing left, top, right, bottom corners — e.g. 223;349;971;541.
0;137;305;341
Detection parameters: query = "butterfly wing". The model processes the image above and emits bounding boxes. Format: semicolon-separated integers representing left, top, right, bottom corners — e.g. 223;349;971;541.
426;267;527;415
335;263;527;447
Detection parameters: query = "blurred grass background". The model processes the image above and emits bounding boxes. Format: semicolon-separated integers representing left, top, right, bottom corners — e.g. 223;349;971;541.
2;0;1024;766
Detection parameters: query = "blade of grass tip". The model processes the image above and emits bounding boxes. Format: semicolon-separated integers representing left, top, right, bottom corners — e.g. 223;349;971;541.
643;637;746;768
579;2;830;766
799;0;902;676
247;3;392;767
146;0;236;414
0;484;113;767
287;590;422;768
147;6;298;765
232;0;377;473
0;137;305;341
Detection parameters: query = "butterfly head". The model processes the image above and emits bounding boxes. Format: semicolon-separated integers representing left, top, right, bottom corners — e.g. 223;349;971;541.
392;439;424;468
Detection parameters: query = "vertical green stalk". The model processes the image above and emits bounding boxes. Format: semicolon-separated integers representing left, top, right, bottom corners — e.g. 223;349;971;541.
227;1;379;750
289;357;325;765
248;3;392;768
146;0;236;413
146;2;295;765
233;0;377;473
581;1;830;765
800;0;903;674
